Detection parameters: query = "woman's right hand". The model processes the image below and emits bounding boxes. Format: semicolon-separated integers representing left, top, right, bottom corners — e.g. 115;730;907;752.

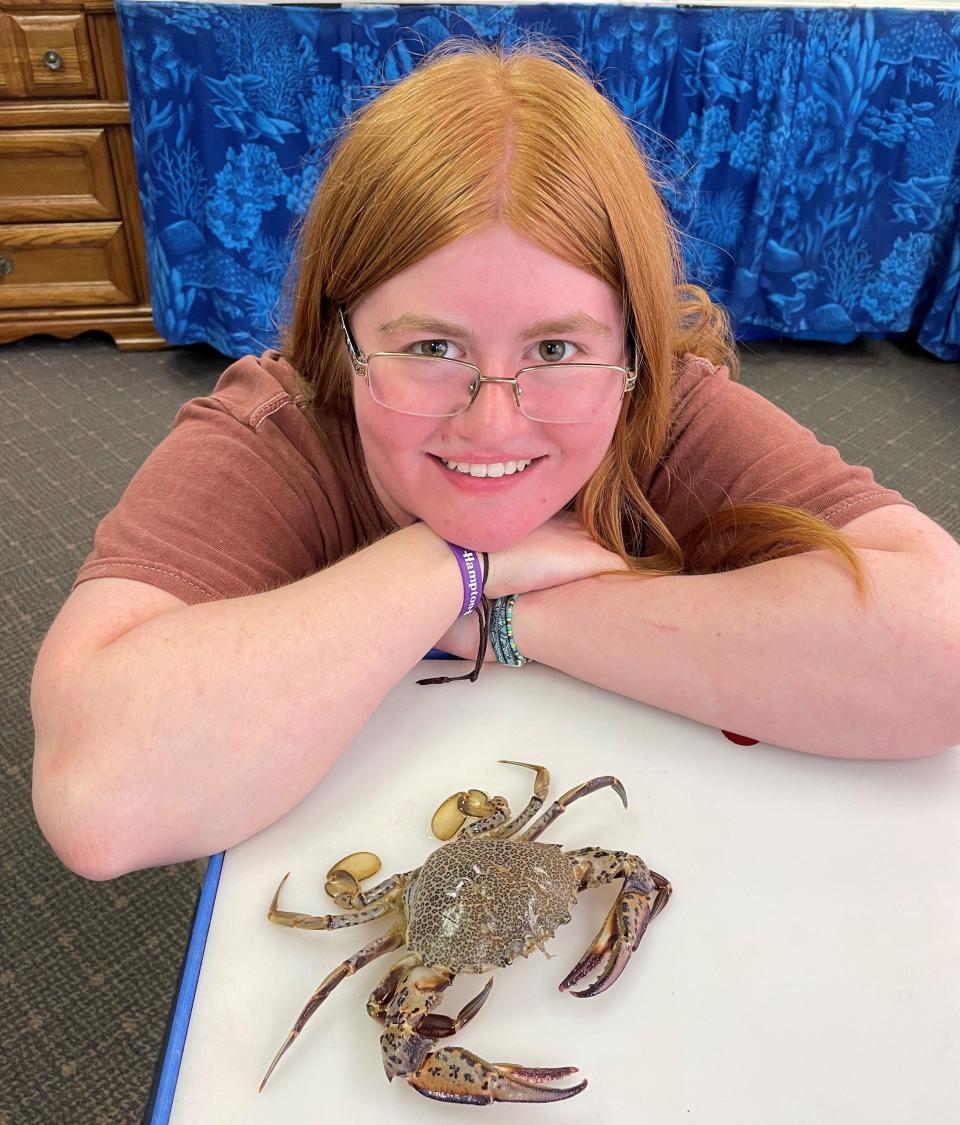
483;511;629;599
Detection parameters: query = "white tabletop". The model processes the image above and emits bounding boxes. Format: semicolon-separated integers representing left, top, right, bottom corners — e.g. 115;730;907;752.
170;660;960;1124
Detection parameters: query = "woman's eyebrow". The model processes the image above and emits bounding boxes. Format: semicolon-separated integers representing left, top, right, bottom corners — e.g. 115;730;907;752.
376;312;613;341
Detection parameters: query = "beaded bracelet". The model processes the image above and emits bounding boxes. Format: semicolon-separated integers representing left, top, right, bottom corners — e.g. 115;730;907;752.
490;594;531;666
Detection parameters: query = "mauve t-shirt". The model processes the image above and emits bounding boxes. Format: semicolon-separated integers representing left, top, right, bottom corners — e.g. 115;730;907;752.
72;350;915;605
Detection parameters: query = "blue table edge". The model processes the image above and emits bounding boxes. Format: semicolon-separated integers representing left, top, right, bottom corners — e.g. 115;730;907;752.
148;649;457;1123
150;849;224;1124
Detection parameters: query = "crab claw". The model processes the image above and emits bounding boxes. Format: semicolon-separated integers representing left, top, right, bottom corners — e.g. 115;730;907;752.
558;919;633;999
416;977;494;1038
560;872;671;998
406;1045;587;1104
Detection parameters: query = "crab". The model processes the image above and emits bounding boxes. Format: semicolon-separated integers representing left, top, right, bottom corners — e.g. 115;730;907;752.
259;760;672;1105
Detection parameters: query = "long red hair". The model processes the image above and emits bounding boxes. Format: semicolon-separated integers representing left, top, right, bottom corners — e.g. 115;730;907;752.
281;37;869;603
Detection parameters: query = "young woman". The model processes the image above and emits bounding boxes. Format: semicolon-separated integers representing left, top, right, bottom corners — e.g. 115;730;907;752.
31;40;960;880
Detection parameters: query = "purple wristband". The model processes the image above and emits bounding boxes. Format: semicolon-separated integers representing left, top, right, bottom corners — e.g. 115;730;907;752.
446;542;483;616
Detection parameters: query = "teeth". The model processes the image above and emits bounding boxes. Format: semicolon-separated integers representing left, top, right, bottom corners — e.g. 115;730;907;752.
442;458;533;477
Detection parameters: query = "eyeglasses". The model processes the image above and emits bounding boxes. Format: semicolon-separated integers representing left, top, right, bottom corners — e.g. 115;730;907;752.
339;306;637;425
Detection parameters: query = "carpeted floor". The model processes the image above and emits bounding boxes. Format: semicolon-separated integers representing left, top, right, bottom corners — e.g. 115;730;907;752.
2;332;958;1123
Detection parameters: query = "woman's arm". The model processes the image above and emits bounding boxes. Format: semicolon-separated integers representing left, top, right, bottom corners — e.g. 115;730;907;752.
511;523;960;760
33;514;626;880
33;523;466;879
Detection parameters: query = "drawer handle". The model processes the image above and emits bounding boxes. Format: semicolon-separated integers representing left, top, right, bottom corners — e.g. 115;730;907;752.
43;49;63;71
0;256;14;278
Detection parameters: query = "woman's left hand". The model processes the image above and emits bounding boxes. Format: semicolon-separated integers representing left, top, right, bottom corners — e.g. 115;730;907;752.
432;608;495;662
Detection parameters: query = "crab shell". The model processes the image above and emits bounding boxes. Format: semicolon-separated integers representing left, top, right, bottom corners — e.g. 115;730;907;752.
404;836;579;972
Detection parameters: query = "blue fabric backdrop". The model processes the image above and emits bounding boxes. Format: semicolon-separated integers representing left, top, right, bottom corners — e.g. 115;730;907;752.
116;2;960;360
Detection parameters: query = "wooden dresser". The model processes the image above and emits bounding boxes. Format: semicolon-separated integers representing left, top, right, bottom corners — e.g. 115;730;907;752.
0;0;166;349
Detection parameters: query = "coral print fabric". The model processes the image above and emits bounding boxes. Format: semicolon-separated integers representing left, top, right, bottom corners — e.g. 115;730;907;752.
115;2;960;360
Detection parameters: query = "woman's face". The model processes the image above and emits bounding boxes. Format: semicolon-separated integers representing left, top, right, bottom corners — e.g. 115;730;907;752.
349;223;627;551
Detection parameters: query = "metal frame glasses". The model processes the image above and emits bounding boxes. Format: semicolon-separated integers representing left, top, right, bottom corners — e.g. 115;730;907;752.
338;305;638;424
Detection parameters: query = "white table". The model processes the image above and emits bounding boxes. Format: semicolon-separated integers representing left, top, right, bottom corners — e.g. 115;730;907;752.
170;660;960;1123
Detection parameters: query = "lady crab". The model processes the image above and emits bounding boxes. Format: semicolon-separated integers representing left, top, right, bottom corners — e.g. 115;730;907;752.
260;761;672;1105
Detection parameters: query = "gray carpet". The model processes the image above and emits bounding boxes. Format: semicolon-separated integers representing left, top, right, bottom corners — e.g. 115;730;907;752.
2;332;958;1123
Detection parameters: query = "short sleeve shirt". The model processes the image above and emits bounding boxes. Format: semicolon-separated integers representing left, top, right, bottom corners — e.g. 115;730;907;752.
72;350;916;604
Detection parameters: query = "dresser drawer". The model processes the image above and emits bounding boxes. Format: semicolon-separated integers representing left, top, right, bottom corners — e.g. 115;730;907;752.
0;11;97;98
0;129;120;221
0;221;137;308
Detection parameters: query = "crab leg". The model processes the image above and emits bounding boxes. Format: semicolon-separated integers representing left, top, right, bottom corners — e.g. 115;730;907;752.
266;871;409;929
439;761;552;842
326;869;420;911
366;955;435;1024
460;795;510;837
489;760;551;838
259;925;405;1092
559;848;672;998
516;774;628;842
368;961;494;1038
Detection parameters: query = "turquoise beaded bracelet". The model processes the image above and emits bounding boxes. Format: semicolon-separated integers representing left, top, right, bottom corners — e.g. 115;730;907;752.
490;594;531;666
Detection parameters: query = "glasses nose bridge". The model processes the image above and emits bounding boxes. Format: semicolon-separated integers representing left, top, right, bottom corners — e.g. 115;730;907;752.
471;371;523;412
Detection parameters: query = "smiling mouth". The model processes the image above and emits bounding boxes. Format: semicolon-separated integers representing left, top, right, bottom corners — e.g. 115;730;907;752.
429;454;542;477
